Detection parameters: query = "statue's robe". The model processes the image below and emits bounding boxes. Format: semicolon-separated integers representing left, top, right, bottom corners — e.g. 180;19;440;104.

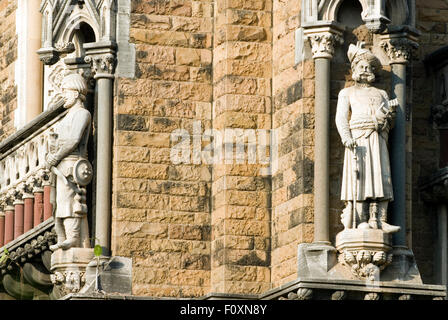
335;86;394;201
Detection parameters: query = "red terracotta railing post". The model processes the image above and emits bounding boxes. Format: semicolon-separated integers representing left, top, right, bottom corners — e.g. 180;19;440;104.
4;194;14;245
33;176;44;227
0;211;5;247
42;170;53;221
23;183;34;233
13;189;24;239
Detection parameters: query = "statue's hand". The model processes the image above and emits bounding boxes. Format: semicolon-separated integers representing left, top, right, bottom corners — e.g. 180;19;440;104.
45;153;59;169
343;138;357;149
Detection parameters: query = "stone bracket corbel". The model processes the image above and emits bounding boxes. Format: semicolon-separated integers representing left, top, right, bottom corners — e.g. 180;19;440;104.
37;42;76;66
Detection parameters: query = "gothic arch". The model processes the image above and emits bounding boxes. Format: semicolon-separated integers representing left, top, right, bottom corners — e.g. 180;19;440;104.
303;0;415;31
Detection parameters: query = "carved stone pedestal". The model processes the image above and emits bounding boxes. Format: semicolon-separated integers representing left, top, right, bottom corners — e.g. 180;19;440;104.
335;229;393;281
50;248;94;298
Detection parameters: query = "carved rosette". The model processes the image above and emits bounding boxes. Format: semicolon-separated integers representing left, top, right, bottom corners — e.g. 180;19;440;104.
306;32;343;59
278;288;313;300
380;38;418;64
339;249;393;281
85;53;116;78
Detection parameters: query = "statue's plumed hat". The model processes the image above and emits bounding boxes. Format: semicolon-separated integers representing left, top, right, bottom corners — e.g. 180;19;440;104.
348;42;381;70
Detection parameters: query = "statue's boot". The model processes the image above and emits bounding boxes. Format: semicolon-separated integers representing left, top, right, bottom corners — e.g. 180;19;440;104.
378;201;400;233
59;237;80;250
49;243;62;251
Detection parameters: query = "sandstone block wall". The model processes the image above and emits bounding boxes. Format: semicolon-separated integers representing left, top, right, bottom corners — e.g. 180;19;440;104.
0;0;17;141
112;0;213;297
211;0;272;295
271;0;315;287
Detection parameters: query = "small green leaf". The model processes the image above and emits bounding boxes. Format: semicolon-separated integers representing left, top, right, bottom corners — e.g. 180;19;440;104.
94;245;102;257
0;248;9;264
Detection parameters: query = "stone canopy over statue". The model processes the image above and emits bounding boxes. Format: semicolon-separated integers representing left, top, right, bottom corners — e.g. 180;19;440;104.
45;72;93;251
335;42;400;234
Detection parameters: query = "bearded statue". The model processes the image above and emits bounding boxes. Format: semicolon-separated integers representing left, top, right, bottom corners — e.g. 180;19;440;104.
335;42;400;233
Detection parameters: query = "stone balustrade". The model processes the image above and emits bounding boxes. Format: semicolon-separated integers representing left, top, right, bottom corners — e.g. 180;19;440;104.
0;100;67;248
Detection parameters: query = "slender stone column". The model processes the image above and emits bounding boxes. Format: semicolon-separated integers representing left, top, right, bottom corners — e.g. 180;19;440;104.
85;42;117;256
305;27;343;244
437;204;448;286
380;34;418;247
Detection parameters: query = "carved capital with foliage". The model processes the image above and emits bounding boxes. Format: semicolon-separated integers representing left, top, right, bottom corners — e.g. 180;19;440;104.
85;53;116;78
306;32;343;59
380;38;418;64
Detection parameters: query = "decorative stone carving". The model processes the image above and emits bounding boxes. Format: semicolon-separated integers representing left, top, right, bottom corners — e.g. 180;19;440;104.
335;42;399;280
331;291;347;300
336;232;393;281
50;247;94;295
380;37;418;64
364;292;380;300
306;32;343;59
278;288;313;300
45;73;92;251
84;53;116;77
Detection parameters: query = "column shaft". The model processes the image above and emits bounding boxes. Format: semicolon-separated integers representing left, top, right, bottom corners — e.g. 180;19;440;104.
313;57;331;244
437;204;448;286
390;63;407;246
95;76;113;256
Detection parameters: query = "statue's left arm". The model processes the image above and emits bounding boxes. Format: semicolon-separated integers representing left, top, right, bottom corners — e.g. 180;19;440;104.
376;90;396;132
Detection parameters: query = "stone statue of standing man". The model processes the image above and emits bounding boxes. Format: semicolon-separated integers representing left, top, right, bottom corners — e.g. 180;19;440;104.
46;72;93;251
335;42;400;233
